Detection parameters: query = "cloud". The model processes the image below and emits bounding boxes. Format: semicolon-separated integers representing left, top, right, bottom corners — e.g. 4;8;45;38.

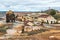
0;0;60;11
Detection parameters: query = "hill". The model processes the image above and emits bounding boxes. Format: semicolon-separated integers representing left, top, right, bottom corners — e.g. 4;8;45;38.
41;9;59;13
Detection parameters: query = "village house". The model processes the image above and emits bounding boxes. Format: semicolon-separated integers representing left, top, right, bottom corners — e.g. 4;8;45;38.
38;14;57;24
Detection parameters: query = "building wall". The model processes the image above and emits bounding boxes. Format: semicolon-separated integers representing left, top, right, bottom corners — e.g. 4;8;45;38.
46;16;57;24
38;16;57;24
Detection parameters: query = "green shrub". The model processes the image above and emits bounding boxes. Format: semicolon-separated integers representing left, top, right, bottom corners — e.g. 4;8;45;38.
0;26;9;33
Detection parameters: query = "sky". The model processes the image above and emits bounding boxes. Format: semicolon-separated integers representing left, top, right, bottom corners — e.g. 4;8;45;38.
0;0;60;11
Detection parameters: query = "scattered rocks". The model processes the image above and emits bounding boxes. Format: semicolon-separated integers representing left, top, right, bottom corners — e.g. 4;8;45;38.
49;36;58;40
6;29;17;35
24;26;32;32
0;21;5;27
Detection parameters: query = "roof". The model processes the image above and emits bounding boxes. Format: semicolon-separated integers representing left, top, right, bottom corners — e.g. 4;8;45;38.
39;14;50;18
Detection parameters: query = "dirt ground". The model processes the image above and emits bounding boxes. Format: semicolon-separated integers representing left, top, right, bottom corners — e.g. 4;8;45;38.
0;29;60;40
31;29;60;40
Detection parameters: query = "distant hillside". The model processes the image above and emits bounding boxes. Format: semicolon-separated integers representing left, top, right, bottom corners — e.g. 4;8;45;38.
0;10;59;14
41;9;59;13
0;11;6;14
0;11;6;17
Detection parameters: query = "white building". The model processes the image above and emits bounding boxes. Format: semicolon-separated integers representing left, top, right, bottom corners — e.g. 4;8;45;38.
38;14;57;24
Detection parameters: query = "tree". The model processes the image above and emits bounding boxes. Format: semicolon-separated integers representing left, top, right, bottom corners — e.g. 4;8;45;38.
6;10;14;22
53;14;60;20
47;9;56;16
